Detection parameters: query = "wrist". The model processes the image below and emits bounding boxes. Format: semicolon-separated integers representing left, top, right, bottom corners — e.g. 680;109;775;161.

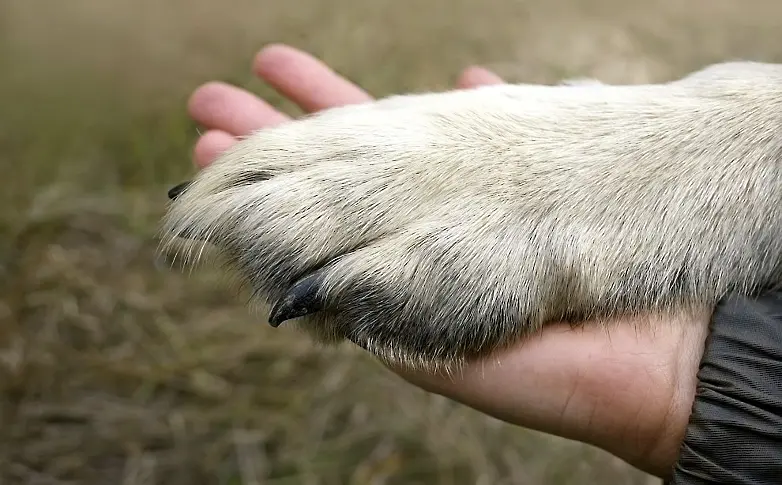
669;292;782;484
617;312;709;478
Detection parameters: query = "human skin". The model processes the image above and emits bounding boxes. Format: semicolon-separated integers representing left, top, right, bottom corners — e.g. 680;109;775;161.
185;44;710;479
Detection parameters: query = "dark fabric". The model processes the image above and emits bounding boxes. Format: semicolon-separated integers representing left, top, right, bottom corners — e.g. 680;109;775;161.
668;291;782;484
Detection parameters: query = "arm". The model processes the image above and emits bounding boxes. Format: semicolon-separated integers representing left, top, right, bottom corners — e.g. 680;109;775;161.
669;291;782;484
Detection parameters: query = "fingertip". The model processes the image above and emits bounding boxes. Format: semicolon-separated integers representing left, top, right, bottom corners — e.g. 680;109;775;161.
253;43;301;72
457;66;505;89
188;81;233;121
193;130;236;169
188;79;289;136
252;43;372;112
253;44;309;85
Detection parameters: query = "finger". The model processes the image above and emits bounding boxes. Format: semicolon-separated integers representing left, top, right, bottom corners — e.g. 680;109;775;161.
193;130;236;168
254;44;373;113
456;66;505;89
188;82;290;137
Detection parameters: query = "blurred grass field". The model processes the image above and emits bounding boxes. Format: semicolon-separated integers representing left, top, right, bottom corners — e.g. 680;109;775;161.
4;0;782;483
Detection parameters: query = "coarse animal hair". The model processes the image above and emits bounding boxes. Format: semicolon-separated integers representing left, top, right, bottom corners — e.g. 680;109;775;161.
160;61;782;371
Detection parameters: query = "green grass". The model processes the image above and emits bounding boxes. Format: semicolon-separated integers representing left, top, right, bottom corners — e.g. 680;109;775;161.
5;0;782;483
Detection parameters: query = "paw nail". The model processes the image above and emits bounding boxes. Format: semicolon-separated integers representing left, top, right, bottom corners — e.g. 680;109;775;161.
268;274;325;327
168;181;192;200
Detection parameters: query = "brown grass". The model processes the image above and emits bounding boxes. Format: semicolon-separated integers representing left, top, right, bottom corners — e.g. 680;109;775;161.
4;0;782;483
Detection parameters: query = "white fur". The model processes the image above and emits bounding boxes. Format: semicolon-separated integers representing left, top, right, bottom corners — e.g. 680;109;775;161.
161;61;782;369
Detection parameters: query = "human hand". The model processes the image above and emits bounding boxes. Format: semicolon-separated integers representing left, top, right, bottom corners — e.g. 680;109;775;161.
186;44;709;479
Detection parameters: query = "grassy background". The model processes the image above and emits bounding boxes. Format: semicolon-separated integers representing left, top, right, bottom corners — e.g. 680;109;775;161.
4;0;782;483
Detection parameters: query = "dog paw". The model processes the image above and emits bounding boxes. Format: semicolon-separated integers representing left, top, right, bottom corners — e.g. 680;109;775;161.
162;62;782;368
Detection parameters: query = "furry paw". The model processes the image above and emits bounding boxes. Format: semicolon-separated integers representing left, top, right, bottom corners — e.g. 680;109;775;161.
162;62;782;368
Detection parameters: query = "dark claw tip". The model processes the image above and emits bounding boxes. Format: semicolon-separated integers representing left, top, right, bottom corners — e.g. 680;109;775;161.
268;274;325;327
168;181;192;200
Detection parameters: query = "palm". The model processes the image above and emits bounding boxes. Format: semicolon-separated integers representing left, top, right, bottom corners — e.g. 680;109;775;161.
186;44;708;479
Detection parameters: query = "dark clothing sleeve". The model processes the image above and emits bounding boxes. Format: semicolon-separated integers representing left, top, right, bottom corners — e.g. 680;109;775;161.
667;292;782;484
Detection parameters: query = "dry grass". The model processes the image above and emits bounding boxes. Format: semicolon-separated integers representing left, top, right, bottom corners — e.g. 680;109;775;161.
4;0;782;483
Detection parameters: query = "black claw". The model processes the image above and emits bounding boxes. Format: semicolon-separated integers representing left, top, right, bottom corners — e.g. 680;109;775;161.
168;181;192;200
268;274;325;327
